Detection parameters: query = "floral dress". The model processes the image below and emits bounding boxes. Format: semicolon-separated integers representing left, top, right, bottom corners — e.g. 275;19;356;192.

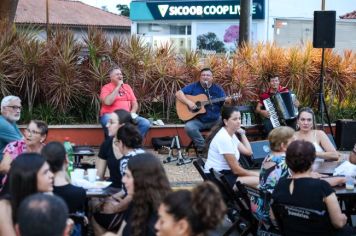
254;154;289;226
3;139;27;160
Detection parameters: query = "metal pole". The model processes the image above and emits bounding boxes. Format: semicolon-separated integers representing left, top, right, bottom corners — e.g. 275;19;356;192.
46;0;50;40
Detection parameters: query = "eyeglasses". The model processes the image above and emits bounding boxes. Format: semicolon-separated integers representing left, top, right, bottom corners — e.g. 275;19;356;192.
25;128;42;135
6;106;22;111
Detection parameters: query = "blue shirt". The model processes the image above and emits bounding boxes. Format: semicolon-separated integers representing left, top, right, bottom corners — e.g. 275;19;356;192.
181;82;225;122
0;115;22;161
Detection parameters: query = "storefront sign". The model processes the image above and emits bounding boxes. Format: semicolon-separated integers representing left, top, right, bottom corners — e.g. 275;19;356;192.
143;0;264;20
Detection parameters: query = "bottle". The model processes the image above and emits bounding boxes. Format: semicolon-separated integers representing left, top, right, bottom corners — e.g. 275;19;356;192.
63;137;74;177
246;113;252;126
242;113;246;126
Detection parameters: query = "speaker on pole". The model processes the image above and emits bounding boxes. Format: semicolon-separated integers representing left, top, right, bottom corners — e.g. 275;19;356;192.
335;119;356;151
313;11;336;48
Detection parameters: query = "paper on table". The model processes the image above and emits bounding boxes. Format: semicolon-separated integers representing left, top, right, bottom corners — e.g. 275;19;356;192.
72;178;111;189
333;161;356;176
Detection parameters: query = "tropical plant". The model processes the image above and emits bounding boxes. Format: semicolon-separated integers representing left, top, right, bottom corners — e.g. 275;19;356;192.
10;30;45;114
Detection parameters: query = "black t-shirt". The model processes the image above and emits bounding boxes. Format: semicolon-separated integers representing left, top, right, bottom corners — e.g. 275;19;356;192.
272;178;335;236
53;184;86;213
98;137;121;188
122;203;157;236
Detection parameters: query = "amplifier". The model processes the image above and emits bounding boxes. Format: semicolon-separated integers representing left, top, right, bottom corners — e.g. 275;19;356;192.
335;119;356;151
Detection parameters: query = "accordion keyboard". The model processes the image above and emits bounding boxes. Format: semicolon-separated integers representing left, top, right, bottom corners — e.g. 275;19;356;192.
263;98;281;128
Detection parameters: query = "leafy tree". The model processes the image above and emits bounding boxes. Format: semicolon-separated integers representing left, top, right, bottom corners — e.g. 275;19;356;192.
197;32;226;53
116;4;130;17
0;0;19;23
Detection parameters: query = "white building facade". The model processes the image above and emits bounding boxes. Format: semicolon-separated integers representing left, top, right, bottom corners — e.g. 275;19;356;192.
130;0;356;53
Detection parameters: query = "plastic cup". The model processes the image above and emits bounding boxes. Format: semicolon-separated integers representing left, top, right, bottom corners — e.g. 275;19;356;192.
87;168;97;183
74;168;84;180
345;175;354;190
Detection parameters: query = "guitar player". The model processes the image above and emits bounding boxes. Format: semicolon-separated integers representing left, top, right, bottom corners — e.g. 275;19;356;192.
255;75;300;134
176;68;231;155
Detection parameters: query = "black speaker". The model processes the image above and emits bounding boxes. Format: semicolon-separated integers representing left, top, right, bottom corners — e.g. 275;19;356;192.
313;11;336;48
335;119;356;151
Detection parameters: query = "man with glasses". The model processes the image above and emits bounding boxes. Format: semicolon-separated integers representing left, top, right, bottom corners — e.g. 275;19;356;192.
0;95;23;174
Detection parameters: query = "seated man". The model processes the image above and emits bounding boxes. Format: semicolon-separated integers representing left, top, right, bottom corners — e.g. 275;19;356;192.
99;66;150;138
176;68;230;154
0;95;23;181
255;75;299;134
16;193;72;236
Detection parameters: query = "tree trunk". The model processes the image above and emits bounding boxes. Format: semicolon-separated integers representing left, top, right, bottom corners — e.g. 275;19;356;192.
239;0;252;47
0;0;19;23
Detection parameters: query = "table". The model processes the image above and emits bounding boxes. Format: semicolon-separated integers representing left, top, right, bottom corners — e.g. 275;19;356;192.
73;146;95;169
314;161;341;175
86;186;118;198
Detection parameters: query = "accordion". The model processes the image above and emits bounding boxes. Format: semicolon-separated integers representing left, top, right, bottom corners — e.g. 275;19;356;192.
263;92;298;128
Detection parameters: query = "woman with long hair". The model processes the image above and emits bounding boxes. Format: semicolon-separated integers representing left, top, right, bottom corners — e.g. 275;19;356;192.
0;153;53;236
119;152;171;236
92;123;145;235
155;181;226;236
204;106;258;187
294;107;340;161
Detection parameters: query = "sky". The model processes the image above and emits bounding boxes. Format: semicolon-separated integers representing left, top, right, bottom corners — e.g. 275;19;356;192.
78;0;131;14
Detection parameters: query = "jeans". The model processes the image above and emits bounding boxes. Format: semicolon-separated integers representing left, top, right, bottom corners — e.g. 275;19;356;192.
100;113;151;138
185;118;220;150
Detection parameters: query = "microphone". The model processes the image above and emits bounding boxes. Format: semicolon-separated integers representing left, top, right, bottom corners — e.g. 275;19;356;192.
204;81;209;88
204;81;212;105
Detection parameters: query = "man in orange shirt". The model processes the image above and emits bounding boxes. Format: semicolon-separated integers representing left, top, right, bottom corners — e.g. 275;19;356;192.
99;66;150;138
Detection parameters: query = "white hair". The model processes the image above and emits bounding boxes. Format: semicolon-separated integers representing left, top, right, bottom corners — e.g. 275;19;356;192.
1;95;21;112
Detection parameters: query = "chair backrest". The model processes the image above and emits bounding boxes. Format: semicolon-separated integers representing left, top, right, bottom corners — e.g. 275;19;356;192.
271;203;329;235
192;159;208;181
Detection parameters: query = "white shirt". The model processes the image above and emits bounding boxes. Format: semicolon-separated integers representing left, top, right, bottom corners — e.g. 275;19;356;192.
204;127;240;172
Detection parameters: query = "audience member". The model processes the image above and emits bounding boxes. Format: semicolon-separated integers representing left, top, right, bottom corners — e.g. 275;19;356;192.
119;152;171;236
0;153;53;236
3;120;48;161
175;68;229;154
155;181;226;236
16;193;71;236
41;141;86;235
349;143;356;165
255;126;295;226
96;109;133;188
272;140;350;235
0;96;22;175
92;123;144;235
294;107;340;161
204;106;258;188
99;66;150;138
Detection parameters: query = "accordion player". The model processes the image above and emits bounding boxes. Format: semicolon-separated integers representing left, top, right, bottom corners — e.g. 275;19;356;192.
263;92;299;129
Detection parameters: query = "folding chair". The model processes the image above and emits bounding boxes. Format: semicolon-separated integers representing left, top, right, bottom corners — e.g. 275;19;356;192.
271;203;331;236
209;168;257;236
192;158;209;181
235;182;281;236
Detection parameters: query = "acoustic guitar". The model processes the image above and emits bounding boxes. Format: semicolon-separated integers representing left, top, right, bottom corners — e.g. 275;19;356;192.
176;93;240;121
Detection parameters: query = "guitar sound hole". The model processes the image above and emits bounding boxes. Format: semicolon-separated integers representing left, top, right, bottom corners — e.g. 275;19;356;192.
192;103;201;113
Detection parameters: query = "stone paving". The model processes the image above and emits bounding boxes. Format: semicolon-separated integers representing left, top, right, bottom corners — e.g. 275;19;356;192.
81;148;204;188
